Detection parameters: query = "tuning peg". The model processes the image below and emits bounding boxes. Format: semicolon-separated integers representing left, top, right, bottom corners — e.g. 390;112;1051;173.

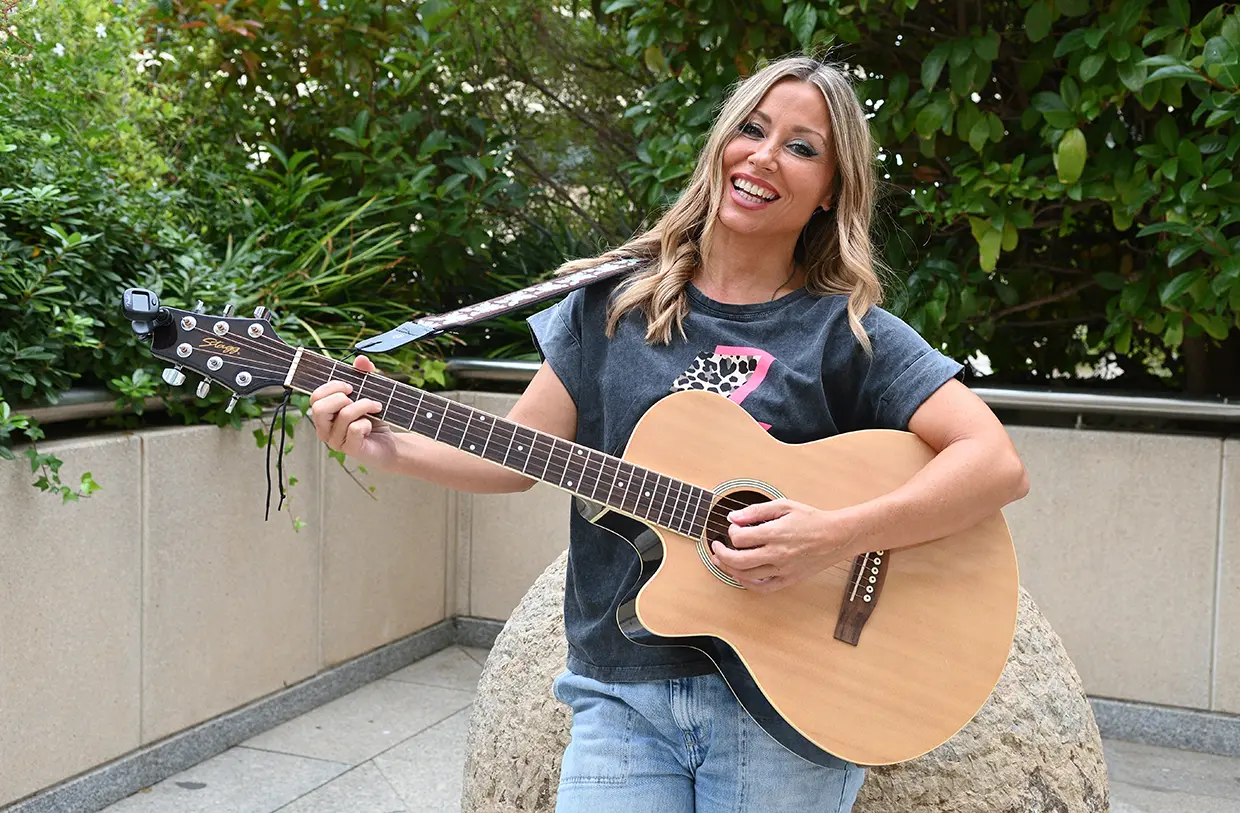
196;379;211;399
253;306;273;322
225;394;240;414
192;300;205;314
162;366;186;386
222;303;235;318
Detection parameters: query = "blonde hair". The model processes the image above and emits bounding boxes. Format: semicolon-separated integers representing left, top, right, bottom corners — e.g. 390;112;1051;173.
552;54;886;352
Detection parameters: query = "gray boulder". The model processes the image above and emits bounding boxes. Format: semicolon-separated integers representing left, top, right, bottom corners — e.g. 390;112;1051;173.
462;551;1108;813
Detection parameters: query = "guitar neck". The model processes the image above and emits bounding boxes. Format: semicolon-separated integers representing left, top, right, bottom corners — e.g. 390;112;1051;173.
284;347;710;537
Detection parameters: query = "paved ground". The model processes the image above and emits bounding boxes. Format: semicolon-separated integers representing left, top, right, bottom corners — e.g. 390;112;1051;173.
97;645;1240;813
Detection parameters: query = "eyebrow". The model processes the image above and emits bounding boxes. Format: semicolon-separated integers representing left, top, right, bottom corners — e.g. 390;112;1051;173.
750;110;828;147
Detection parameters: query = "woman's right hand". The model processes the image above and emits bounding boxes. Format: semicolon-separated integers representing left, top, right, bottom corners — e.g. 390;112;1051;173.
308;355;399;470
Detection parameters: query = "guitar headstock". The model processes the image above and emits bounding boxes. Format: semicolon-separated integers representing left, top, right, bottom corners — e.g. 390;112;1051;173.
121;287;295;411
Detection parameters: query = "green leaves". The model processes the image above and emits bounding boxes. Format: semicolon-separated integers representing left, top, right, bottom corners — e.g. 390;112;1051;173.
922;43;949;90
915;96;953;137
1167;243;1199;268
968;118;991;152
784;2;818;47
1079;53;1106;82
974;30;1001;62
1055;128;1088;184
420;0;456;31
1032;91;1077;129
1147;64;1207;82
5;0;1240;454
1026;0;1053;43
1176;140;1203;179
1203;35;1240;87
969;217;1008;272
643;45;665;74
1117;59;1148;91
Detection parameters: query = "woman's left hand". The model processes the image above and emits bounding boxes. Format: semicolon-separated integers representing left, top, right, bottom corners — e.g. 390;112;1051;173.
709;499;856;594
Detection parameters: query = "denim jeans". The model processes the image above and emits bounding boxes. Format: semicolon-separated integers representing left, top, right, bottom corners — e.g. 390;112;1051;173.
552;669;865;813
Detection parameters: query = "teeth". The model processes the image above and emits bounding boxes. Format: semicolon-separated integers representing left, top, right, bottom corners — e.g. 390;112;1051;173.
733;178;777;201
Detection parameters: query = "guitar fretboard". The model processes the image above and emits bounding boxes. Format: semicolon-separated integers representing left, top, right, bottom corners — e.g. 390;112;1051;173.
287;348;711;537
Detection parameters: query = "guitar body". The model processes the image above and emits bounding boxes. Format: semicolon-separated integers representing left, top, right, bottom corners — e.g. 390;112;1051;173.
582;390;1019;767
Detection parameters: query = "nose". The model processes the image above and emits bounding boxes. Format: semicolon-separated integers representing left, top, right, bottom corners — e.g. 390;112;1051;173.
746;138;778;172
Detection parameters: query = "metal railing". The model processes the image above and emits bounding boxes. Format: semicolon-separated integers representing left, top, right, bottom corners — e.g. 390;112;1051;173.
445;358;1240;423
11;358;1240;425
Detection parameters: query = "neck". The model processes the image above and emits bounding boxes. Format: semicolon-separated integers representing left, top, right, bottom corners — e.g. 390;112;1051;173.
696;228;801;304
282;347;711;537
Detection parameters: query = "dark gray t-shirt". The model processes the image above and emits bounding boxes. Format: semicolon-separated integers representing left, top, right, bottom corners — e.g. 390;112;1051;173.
526;276;963;682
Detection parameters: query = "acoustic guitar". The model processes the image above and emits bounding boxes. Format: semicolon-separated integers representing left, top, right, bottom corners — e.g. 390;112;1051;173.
121;288;1019;767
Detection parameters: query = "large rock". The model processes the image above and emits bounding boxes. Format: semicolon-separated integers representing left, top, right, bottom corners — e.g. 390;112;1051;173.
462;551;1109;813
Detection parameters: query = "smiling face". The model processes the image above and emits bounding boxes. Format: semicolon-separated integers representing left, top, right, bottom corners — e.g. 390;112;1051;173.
717;78;837;240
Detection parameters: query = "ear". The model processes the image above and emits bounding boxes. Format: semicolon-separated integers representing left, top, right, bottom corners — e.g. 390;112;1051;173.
819;167;839;212
819;186;835;212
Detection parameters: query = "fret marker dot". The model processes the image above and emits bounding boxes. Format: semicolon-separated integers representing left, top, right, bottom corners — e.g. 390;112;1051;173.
567;480;573;486
479;416;486;421
518;445;524;451
576;449;583;455
426;411;433;418
645;491;651;496
619;482;625;488
469;444;476;451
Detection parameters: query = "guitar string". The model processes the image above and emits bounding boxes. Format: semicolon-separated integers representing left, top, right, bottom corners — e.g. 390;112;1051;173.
183;325;795;521
180;330;867;565
179;325;886;578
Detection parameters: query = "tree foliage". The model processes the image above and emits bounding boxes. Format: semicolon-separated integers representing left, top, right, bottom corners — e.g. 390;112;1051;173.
603;0;1240;393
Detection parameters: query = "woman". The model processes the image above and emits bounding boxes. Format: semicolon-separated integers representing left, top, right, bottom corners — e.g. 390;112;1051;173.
310;55;1030;813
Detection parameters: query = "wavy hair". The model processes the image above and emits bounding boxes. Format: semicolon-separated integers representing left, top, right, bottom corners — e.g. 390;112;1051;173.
551;54;887;352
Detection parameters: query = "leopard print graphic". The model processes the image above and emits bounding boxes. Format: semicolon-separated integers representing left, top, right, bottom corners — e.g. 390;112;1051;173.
671;346;775;430
672;351;761;396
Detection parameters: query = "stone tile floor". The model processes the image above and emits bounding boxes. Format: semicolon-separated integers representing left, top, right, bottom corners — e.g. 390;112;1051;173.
97;645;1240;813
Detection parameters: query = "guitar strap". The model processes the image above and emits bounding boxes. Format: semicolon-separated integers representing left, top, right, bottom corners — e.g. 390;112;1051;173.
353;257;643;353
266;257;639;521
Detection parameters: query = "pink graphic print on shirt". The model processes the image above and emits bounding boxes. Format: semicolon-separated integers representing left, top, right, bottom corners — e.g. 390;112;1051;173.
670;345;774;430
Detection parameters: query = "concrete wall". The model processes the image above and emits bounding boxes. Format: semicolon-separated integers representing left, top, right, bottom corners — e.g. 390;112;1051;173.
2;396;1238;805
0;421;450;807
1002;428;1227;710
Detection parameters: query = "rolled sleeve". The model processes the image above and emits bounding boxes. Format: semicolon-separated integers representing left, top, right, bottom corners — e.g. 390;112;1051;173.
840;306;965;431
875;348;964;429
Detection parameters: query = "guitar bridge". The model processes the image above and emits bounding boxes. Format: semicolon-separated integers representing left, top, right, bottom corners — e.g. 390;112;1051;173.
833;550;887;646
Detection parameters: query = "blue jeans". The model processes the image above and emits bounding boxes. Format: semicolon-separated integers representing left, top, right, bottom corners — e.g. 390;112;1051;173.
552;669;865;812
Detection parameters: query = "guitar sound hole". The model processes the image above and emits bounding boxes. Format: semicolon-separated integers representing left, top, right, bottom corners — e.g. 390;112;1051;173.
708;489;772;550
